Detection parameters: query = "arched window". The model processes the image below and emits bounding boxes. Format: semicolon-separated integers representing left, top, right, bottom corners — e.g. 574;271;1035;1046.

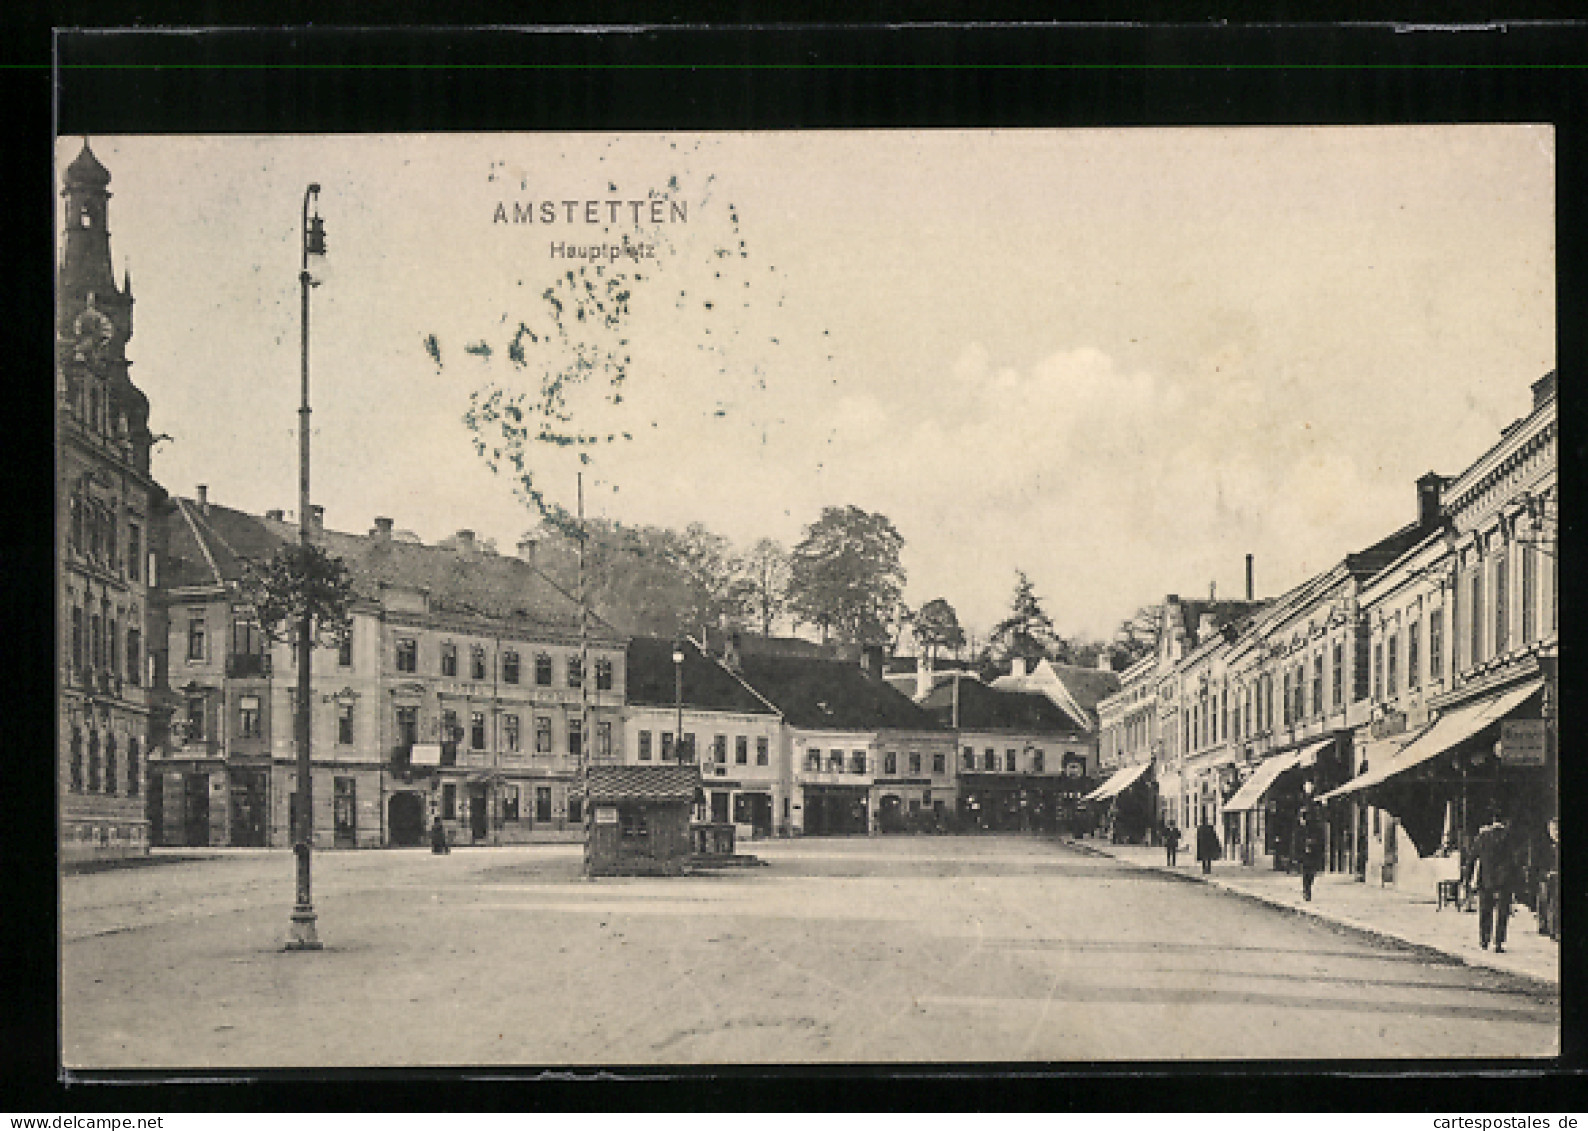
105;733;118;795
69;727;84;792
127;737;140;796
87;730;101;792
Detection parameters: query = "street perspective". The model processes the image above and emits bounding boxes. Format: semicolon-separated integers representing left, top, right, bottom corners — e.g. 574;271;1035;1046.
56;129;1558;1069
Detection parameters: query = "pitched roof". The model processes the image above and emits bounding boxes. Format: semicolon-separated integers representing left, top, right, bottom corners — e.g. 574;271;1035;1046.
586;763;701;803
736;653;941;732
159;497;617;638
1045;662;1123;718
919;676;1084;734
626;636;776;715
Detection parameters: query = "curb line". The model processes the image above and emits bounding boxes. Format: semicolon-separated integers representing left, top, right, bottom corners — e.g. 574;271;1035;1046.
1060;839;1559;992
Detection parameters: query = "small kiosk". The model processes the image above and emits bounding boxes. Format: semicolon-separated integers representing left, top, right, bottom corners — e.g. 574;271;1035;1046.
584;764;700;877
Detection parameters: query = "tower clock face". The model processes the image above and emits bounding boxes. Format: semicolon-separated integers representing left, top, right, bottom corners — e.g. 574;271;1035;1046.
72;306;114;367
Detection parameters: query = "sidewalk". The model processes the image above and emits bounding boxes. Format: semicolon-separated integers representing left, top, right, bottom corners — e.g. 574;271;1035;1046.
1063;837;1559;989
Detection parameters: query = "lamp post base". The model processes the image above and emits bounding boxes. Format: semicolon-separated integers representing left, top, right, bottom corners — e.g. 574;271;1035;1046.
285;906;323;951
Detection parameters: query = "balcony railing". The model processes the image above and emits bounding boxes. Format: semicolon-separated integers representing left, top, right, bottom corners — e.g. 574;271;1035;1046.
226;652;272;678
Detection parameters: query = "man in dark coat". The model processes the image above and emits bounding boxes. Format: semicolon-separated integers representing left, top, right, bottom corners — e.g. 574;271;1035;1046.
430;813;450;855
1292;808;1326;901
1464;809;1518;952
1164;822;1182;866
1195;819;1221;874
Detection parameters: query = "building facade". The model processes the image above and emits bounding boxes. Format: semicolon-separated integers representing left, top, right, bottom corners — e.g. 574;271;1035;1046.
622;635;788;838
148;501;625;848
58;140;162;862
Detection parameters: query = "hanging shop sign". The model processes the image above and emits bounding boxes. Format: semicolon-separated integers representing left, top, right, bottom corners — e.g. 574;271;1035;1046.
1499;720;1548;766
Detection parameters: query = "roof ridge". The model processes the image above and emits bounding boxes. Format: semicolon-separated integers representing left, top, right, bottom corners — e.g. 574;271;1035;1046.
175;498;225;588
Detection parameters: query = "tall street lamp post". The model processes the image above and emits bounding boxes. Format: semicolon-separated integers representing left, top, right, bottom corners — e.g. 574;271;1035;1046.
287;183;327;951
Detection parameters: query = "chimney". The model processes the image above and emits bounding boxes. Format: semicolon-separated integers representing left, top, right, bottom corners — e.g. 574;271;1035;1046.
1416;472;1445;527
1097;650;1113;672
309;504;325;533
915;649;934;700
455;529;476;555
1198;612;1218;640
1532;370;1557;411
516;535;538;565
372;516;394;542
860;643;885;681
724;630;743;674
265;508;284;522
1245;554;1254;601
195;485;208;514
1210;580;1217;601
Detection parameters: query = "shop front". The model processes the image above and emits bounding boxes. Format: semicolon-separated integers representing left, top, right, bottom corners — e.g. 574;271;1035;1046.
1320;677;1550;897
1086;760;1155;843
801;783;870;836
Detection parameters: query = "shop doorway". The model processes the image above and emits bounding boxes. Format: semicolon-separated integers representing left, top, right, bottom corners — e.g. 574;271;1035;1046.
710;791;730;824
802;786;869;835
469;784;489;842
182;772;210;847
229;769;269;847
733;792;773;838
146;773;165;846
334;777;358;847
389;792;426;846
877;793;904;833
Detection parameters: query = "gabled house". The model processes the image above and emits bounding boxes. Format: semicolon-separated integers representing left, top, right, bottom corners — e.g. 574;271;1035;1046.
732;638;954;834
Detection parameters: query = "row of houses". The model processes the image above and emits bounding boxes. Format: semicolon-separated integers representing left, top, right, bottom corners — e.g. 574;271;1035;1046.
140;490;1118;850
1095;372;1558;899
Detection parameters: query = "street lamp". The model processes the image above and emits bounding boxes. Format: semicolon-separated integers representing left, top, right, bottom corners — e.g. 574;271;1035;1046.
672;640;686;764
287;183;326;952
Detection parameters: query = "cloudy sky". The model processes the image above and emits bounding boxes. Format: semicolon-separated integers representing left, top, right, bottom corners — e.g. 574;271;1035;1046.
62;128;1554;642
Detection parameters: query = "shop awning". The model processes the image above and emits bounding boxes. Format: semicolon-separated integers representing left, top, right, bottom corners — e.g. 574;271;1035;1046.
409;743;443;767
1224;745;1312;812
1085;760;1153;802
1318;680;1542;803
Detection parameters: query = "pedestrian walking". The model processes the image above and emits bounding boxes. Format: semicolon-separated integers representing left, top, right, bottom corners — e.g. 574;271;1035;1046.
430;814;450;855
1292;808;1326;901
1195;819;1221;875
1164;822;1181;866
1463;807;1518;953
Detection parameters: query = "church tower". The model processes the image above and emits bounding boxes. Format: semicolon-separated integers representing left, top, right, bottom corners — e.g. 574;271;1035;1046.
58;138;162;861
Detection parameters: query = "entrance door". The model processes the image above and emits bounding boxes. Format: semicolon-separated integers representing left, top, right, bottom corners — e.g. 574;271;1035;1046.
389;792;425;846
147;773;164;846
878;793;903;833
334;777;357;847
710;791;730;824
469;785;489;842
535;786;553;823
229;770;268;847
182;773;210;847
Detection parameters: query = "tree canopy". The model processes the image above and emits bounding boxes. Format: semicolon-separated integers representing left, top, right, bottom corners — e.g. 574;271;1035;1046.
913;597;966;662
786;505;907;644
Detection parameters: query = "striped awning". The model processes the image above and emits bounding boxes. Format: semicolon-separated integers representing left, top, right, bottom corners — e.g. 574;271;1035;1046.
1319;680;1542;802
1085;760;1153;802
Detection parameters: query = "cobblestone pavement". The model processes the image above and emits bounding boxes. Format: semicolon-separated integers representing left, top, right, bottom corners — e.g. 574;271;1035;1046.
1064;837;1559;988
61;837;1558;1068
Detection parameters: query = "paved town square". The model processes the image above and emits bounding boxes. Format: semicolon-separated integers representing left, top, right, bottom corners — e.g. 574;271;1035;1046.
62;837;1558;1067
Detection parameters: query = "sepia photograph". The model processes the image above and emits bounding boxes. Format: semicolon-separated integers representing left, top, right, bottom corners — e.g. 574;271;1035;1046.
55;124;1558;1070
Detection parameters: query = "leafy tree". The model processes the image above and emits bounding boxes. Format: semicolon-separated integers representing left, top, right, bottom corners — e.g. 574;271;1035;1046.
913;597;966;664
786;505;907;645
740;537;790;637
987;570;1058;671
1113;603;1164;667
240;543;355;649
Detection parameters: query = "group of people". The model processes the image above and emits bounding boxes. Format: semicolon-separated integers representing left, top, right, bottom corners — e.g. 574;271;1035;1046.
1160;819;1222;875
1161;803;1543;954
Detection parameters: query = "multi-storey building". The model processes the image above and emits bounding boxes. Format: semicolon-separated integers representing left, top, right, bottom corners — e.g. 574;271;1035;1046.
922;674;1098;832
149;499;625;848
621;635;786;837
1093;653;1164;843
734;640;954;835
1323;373;1557;891
57;140;163;862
